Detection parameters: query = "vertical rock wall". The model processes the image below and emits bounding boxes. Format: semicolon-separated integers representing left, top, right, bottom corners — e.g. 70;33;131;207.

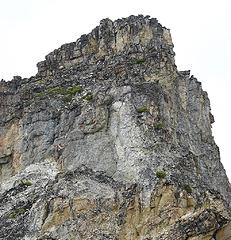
0;15;230;239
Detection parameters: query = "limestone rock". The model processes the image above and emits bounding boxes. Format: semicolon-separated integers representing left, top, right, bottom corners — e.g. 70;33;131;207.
0;15;231;239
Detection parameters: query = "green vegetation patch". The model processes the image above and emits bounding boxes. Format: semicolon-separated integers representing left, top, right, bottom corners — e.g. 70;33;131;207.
35;85;82;99
37;79;45;84
66;85;82;94
48;85;82;96
184;184;193;194
154;122;164;130
21;179;33;186
156;170;167;179
137;106;149;113
133;59;146;64
9;207;27;219
48;86;66;95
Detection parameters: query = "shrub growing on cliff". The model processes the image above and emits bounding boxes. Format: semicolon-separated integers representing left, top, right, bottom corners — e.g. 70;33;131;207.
48;85;82;96
66;85;82;94
137;106;149;113
156;170;166;179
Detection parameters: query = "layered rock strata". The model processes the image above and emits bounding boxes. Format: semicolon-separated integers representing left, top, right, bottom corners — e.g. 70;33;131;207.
0;15;231;239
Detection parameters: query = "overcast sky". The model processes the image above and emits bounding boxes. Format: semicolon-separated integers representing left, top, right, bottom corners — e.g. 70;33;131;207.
0;0;230;180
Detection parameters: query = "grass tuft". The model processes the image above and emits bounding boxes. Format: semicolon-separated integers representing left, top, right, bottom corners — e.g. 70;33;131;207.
156;170;166;179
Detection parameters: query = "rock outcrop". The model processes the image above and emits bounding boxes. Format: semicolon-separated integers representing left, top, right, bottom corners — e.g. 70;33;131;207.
0;15;231;239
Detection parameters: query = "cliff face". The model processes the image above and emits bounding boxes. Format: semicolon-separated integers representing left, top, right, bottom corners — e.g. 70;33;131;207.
0;15;231;240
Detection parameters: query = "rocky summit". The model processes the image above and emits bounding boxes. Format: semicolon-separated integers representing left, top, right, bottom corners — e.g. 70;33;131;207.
0;15;231;240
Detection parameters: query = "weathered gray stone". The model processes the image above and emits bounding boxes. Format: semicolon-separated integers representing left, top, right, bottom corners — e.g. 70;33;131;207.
0;15;230;239
0;154;11;164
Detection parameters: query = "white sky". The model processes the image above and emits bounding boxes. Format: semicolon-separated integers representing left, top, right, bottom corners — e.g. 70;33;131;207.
0;0;230;180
